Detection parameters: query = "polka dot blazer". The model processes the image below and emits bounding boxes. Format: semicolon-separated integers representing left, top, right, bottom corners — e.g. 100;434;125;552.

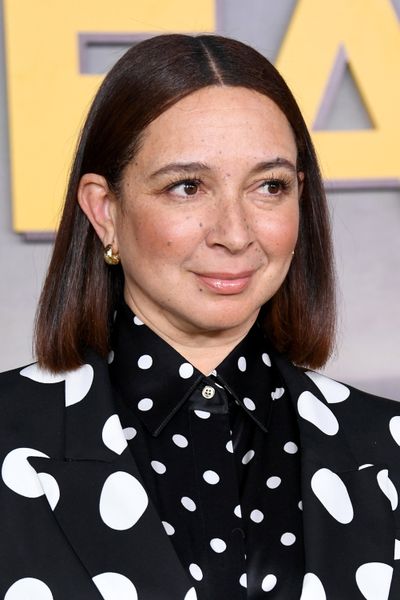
1;337;400;599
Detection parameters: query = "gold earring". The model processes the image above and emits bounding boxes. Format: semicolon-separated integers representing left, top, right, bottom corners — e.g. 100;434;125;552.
103;244;120;265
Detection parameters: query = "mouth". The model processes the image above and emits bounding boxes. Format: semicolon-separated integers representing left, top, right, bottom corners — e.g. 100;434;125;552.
194;271;255;294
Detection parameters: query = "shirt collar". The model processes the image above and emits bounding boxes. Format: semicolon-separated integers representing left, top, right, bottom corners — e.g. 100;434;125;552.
109;303;278;436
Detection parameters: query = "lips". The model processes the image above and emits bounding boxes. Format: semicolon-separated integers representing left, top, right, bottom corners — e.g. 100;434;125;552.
195;271;255;294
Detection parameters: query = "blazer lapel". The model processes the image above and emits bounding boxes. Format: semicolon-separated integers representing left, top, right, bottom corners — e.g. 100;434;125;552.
26;348;397;598
28;352;194;600
272;352;396;599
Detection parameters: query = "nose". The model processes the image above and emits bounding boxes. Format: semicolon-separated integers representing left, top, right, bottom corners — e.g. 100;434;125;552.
205;195;255;254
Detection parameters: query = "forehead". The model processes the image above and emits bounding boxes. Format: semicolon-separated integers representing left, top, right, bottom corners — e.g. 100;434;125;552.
136;86;298;169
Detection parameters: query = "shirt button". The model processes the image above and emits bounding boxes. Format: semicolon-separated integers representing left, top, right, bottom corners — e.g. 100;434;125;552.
202;385;216;399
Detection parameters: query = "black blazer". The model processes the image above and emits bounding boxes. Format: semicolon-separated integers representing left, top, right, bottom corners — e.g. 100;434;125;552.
1;349;400;600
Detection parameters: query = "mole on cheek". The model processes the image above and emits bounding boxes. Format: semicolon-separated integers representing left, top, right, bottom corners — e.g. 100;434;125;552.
198;222;203;228
167;241;172;246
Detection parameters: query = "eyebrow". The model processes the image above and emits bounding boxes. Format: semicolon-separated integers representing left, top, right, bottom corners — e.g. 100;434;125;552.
149;162;210;179
148;158;298;179
249;158;298;175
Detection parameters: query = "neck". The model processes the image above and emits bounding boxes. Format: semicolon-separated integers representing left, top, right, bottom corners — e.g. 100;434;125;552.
124;293;258;375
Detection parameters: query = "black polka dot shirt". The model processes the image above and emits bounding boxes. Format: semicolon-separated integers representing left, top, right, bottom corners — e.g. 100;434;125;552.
109;304;304;598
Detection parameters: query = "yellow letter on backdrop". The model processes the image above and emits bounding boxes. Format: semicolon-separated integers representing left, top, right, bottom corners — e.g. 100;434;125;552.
4;0;214;233
276;0;400;182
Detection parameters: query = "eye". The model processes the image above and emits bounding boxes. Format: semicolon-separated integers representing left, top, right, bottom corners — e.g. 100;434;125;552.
260;179;287;195
168;179;200;197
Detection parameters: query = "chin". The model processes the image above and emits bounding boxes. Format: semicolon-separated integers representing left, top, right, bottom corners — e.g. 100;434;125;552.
183;305;261;334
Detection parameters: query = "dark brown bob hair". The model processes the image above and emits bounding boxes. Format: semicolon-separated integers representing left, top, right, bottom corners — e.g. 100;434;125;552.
35;34;335;372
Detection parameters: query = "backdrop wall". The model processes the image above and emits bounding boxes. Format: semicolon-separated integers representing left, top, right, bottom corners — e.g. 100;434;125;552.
0;0;399;400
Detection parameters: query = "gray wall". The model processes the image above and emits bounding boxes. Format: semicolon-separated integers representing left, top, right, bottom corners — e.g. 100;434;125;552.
0;0;399;400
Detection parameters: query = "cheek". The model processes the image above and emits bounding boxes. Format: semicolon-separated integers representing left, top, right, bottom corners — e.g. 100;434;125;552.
256;211;299;254
120;208;205;260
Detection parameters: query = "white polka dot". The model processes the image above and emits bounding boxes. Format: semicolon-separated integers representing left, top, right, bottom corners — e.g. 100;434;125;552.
239;573;247;588
300;573;326;600
137;354;153;369
243;397;256;411
238;356;247;372
234;504;242;518
226;440;233;453
173;434;188;448
138;398;153;411
37;472;60;511
395;539;400;560
284;442;298;454
389;416;400;446
123;427;137;440
355;562;393;600
203;470;220;484
262;352;271;366
281;532;296;546
181;496;196;512
194;410;210;419
261;574;277;592
242;449;255;464
99;471;148;530
298;391;339;435
298;500;303;510
102;414;128;455
266;476;281;489
4;578;53;600
1;447;49;498
92;572;138;600
65;364;94;407
377;469;398;510
359;463;374;470
250;509;264;523
162;521;175;535
271;387;285;400
151;460;166;475
179;362;194;379
305;371;350;403
210;538;226;553
21;363;95;407
184;588;198;600
311;468;354;524
189;563;203;581
133;316;144;326
20;363;65;384
107;350;114;364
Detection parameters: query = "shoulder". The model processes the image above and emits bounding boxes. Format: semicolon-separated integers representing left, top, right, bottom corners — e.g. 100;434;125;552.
0;362;67;410
0;358;98;407
0;363;68;458
0;356;103;458
304;369;399;425
304;369;400;462
0;361;67;403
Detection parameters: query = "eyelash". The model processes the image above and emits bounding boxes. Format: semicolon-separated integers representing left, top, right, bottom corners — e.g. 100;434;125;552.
164;175;294;198
260;176;292;195
165;178;202;197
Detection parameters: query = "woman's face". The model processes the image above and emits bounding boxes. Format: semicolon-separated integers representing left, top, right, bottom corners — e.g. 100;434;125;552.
112;86;301;337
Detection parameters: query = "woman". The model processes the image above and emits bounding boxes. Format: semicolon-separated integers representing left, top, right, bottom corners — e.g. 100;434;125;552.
1;34;399;600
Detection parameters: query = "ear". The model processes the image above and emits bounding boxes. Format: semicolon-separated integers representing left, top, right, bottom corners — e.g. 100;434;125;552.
77;173;118;246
